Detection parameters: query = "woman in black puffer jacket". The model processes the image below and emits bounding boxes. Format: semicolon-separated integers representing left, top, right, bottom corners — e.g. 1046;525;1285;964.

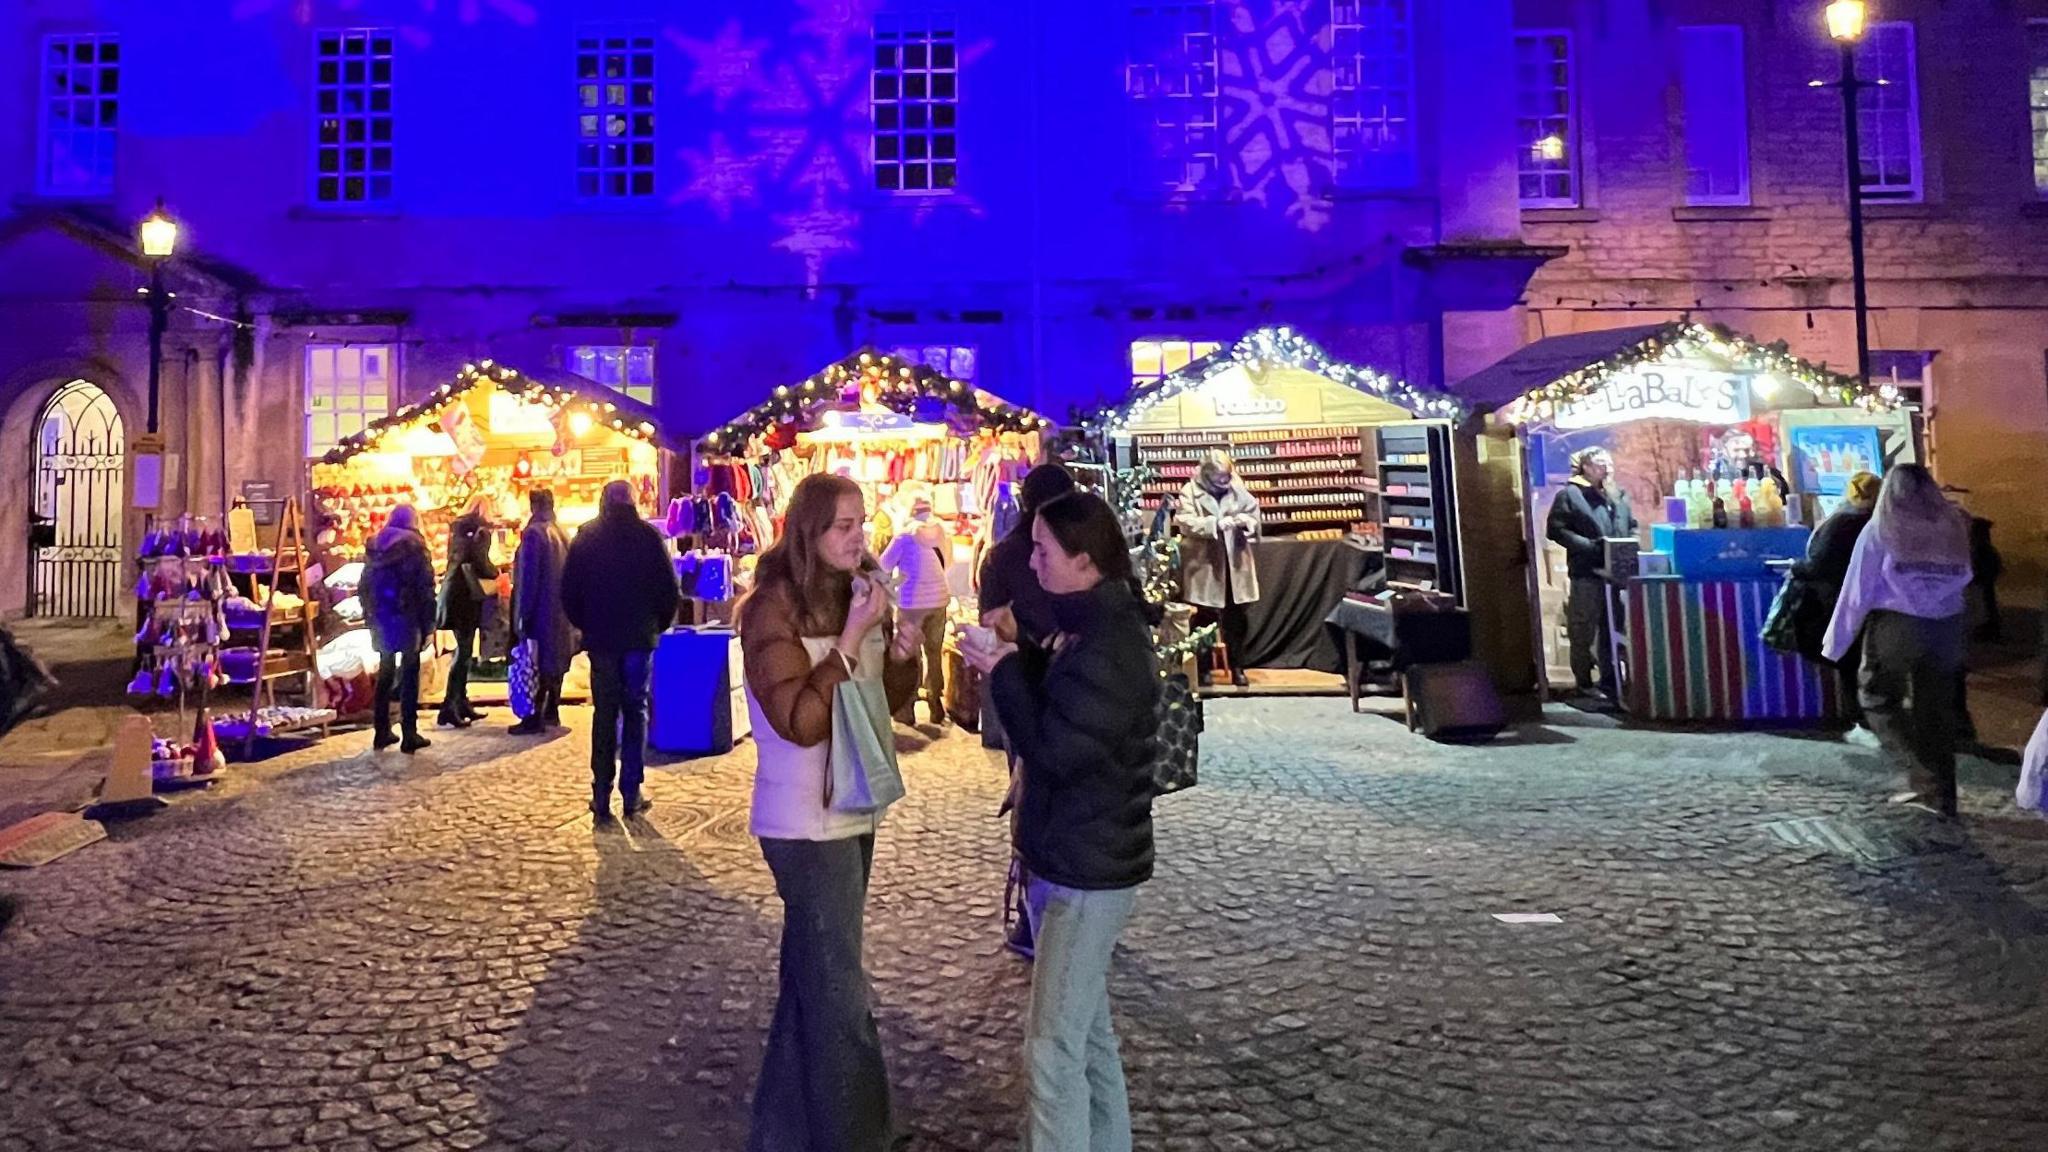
972;490;1158;1152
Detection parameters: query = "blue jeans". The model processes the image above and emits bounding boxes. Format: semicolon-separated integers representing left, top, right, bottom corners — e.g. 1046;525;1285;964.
588;649;651;801
1023;877;1137;1152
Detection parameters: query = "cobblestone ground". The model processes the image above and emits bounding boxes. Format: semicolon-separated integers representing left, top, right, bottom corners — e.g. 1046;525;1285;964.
4;700;2048;1152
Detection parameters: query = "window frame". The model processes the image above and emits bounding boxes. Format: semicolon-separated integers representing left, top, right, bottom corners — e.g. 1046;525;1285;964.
872;9;961;195
1677;24;1751;207
303;343;396;457
562;345;657;406
887;344;979;383
2027;19;2048;197
574;27;658;201
1126;0;1222;197
1330;0;1419;190
36;33;120;198
311;28;397;208
1514;29;1579;209
1130;338;1223;391
1854;21;1923;203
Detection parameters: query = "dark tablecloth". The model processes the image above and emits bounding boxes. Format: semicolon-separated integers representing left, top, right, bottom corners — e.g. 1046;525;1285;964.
1227;539;1376;673
1322;598;1472;671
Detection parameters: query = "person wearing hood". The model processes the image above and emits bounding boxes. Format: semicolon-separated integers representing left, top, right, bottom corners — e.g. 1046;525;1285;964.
561;481;679;820
1824;464;1974;817
969;490;1160;1152
1801;471;1880;725
878;485;953;725
436;494;500;729
510;488;575;735
360;503;437;753
1546;447;1636;699
1175;449;1261;688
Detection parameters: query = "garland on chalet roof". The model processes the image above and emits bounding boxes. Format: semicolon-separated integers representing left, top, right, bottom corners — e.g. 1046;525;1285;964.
697;349;1052;455
319;360;667;465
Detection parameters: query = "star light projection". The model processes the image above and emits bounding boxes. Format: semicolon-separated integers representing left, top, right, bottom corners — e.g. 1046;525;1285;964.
1220;0;1336;232
668;0;990;291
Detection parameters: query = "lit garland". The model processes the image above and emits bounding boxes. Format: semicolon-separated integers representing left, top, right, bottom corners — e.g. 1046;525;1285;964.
1498;321;1904;426
697;349;1052;456
1155;624;1219;672
1079;326;1470;433
319;360;670;465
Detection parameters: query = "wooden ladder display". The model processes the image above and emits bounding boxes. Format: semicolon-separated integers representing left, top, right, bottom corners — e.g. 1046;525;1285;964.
230;498;329;756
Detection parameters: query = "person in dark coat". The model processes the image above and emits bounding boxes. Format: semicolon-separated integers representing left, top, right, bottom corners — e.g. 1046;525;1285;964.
510;489;575;735
436;496;499;729
1546;447;1636;699
979;463;1077;650
972;491;1159;1152
361;504;437;753
1801;471;1879;725
561;480;679;819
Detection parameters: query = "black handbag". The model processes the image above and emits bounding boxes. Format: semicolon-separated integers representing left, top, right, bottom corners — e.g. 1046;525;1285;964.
1763;572;1830;662
1151;671;1202;795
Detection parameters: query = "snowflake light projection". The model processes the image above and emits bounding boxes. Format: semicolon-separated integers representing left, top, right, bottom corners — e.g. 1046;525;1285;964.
669;0;988;291
1217;0;1337;231
233;0;536;46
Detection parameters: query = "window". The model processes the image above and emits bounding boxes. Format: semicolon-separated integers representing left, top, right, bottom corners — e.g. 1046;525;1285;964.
1515;31;1576;207
2029;21;2048;195
313;30;395;205
305;345;393;455
1127;2;1220;194
1679;25;1749;205
1130;339;1221;389
1331;1;1417;188
38;35;119;197
889;344;977;382
1855;22;1921;201
576;31;657;199
873;12;959;193
564;346;655;405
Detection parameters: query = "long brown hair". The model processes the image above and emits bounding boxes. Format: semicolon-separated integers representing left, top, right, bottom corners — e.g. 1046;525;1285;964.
745;473;878;636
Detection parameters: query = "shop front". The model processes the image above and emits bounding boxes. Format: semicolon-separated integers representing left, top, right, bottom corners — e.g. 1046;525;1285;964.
1086;327;1487;695
1466;322;1912;723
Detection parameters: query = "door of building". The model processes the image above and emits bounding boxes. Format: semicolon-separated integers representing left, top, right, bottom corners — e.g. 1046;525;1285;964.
30;380;127;618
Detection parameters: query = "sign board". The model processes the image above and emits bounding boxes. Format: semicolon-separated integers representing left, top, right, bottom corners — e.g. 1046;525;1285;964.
1788;425;1881;496
131;435;165;512
1550;364;1755;430
822;409;916;433
240;480;282;524
1174;380;1325;430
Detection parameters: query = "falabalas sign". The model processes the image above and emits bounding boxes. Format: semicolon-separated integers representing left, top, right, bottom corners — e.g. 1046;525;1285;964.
1550;364;1756;430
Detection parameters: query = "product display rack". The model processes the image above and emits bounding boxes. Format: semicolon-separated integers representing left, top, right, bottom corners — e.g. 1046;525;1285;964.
1134;426;1372;537
1374;424;1461;600
221;499;333;755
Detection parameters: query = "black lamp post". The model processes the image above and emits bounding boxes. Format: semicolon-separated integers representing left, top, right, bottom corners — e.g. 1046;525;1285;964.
1824;1;1872;381
138;198;178;435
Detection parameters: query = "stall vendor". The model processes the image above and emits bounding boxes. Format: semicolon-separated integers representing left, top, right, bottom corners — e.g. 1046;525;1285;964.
1546;447;1636;700
1177;450;1262;688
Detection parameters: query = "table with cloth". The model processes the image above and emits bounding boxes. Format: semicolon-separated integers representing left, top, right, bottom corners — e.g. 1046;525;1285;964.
1228;538;1379;673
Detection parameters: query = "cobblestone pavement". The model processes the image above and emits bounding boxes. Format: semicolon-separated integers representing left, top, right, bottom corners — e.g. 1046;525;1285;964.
4;700;2048;1152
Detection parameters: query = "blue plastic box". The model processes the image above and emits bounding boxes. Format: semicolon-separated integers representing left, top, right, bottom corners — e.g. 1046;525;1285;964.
1649;525;1811;579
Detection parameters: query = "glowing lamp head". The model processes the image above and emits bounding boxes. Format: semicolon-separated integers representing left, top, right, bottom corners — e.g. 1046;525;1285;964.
569;410;593;438
139;199;178;259
1826;0;1867;43
1533;135;1567;163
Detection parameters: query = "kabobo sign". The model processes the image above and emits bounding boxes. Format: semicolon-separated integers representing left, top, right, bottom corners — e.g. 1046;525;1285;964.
1550;364;1756;430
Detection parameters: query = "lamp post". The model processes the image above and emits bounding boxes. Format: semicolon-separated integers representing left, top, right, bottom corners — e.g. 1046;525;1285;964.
138;199;178;435
1824;1;1872;381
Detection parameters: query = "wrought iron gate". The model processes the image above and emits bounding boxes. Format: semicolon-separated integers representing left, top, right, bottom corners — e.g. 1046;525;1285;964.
30;381;126;618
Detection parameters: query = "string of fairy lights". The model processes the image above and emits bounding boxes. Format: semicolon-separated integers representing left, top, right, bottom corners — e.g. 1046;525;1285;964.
1499;321;1904;426
1079;325;1470;432
697;351;1052;456
319;360;665;465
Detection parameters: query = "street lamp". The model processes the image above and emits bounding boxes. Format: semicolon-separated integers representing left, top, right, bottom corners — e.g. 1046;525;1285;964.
1823;2;1872;381
138;198;178;435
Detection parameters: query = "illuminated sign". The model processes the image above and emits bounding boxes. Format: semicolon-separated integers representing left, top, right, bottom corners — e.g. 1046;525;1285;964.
1550;363;1756;430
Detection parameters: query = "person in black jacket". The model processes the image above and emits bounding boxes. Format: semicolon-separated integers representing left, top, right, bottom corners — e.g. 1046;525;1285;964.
1546;447;1636;699
972;491;1159;1152
436;496;499;729
561;481;679;820
361;504;438;754
1800;471;1879;725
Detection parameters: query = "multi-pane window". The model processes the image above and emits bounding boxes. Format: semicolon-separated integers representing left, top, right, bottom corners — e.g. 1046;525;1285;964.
1855;22;1922;201
890;345;978;382
305;345;393;456
576;32;656;199
1127;2;1220;194
1679;26;1749;205
1331;1;1417;188
1515;31;1576;207
565;346;655;405
313;30;394;205
1130;340;1222;390
2027;21;2048;195
38;35;119;197
873;12;959;193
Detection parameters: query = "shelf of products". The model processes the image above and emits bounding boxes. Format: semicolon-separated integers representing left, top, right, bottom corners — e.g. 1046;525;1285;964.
1134;425;1371;537
1373;425;1462;600
223;499;330;755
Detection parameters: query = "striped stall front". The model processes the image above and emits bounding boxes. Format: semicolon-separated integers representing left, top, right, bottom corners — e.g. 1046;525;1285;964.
1617;577;1843;723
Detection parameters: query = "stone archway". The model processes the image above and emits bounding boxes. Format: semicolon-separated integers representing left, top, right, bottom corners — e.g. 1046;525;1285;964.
28;379;127;617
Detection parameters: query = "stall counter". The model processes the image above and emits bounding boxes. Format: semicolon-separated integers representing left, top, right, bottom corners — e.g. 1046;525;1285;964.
1609;573;1844;723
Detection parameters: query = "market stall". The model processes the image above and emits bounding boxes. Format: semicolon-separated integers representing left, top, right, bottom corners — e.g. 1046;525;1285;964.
1085;326;1477;688
308;360;680;708
1467;322;1913;722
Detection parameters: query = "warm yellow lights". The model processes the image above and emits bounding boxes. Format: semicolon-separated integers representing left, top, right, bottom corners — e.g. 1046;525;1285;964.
1826;0;1867;43
139;199;178;258
1533;135;1567;163
569;411;593;437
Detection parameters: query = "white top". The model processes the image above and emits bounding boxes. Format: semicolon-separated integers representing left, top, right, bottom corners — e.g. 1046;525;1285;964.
880;521;954;612
1822;526;1972;662
745;629;888;842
